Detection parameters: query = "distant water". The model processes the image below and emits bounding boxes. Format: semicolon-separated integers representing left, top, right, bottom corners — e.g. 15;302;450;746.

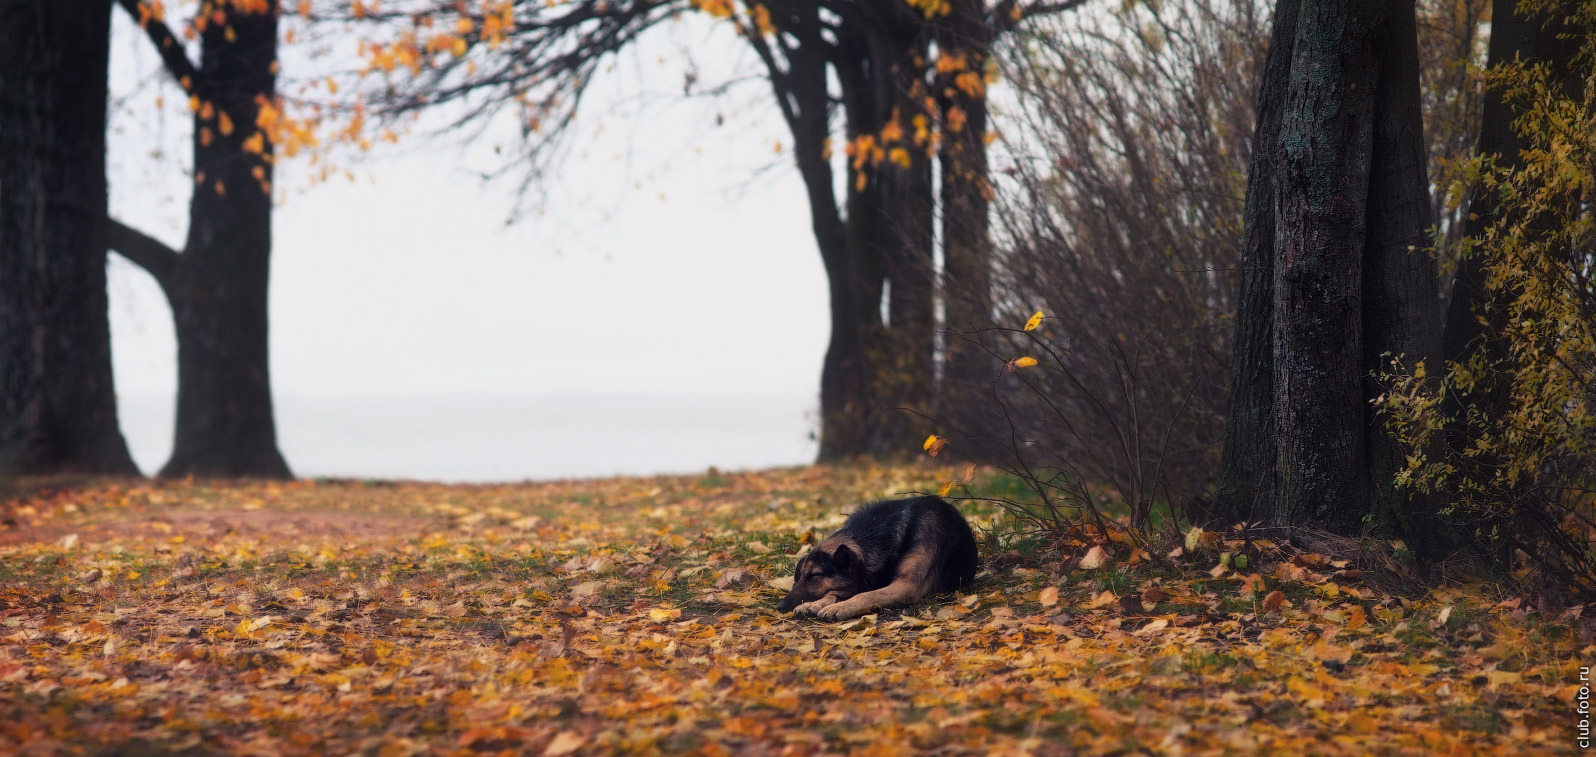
117;394;819;482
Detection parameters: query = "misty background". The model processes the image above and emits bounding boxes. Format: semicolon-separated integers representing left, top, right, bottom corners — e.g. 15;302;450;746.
104;12;826;481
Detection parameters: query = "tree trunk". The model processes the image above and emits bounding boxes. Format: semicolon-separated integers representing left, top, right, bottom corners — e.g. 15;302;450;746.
1441;0;1581;409
864;32;936;454
1361;0;1442;533
1269;0;1383;532
762;9;873;462
0;0;138;476
817;15;938;459
1210;0;1298;525
936;0;995;444
166;5;289;478
111;1;290;478
1217;0;1442;537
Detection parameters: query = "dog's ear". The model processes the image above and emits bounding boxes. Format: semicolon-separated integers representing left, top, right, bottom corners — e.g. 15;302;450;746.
831;543;857;572
807;550;832;572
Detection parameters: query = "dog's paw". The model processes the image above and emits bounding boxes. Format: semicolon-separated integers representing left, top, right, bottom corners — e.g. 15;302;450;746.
792;598;835;616
815;599;873;621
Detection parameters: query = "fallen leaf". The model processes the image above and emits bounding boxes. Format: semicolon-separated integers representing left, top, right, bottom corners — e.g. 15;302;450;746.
1078;545;1108;570
1261;590;1285;612
543;730;586;756
1039;586;1059;607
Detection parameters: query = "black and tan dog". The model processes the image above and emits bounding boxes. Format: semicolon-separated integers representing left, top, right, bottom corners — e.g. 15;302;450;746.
775;496;979;620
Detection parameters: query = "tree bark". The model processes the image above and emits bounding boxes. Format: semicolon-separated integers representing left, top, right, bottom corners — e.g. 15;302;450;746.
112;0;291;478
1361;0;1442;532
0;0;138;476
1269;0;1384;532
1219;0;1442;537
1210;0;1298;525
815;11;938;458
936;0;995;443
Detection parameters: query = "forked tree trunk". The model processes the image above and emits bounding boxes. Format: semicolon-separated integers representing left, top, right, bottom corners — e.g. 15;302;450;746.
1215;0;1441;537
110;1;290;478
0;0;138;476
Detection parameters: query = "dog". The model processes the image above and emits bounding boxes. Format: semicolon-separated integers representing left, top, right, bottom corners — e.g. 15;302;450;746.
775;495;979;621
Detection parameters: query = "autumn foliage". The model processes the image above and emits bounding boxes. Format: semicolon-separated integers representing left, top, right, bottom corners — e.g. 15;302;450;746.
0;465;1581;753
1381;1;1596;592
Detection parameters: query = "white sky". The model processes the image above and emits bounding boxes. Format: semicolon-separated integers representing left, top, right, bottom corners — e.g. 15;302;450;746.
104;9;831;406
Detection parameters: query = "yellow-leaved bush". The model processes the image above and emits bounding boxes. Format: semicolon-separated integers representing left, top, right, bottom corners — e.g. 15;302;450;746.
1381;2;1596;589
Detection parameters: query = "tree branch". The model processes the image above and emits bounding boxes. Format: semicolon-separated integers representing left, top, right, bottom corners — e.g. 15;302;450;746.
989;0;1093;33
115;0;203;95
107;218;182;291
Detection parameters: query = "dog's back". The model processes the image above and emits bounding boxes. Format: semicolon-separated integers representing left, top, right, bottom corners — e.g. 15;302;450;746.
834;496;978;594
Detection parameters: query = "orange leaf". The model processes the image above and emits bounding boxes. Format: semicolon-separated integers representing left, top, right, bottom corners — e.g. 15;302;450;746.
1261;590;1285;612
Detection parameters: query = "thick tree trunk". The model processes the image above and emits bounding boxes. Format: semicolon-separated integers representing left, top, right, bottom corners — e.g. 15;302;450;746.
1269;0;1383;532
936;0;994;444
165;6;289;478
1218;0;1441;537
0;0;138;476
111;1;290;478
761;10;873;462
1361;0;1442;532
818;17;938;458
1210;0;1298;525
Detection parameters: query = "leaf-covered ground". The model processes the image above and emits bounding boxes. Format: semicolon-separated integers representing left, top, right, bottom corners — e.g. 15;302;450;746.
0;464;1584;754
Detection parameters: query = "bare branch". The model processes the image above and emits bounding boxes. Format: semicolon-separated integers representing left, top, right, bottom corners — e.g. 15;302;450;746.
115;0;203;95
107;218;182;291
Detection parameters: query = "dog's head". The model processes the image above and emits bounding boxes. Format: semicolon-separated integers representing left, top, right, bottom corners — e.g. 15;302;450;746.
775;542;867;612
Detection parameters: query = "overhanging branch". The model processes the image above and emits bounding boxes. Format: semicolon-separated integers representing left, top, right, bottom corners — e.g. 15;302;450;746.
107;218;182;292
115;0;204;96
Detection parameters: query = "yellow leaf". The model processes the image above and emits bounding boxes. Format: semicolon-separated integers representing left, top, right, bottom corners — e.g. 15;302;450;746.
218;111;234;136
1083;590;1117;610
1005;356;1038;372
923;434;946;457
648;607;681;621
1346;605;1367;629
1039;586;1059;607
1024;311;1044;331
